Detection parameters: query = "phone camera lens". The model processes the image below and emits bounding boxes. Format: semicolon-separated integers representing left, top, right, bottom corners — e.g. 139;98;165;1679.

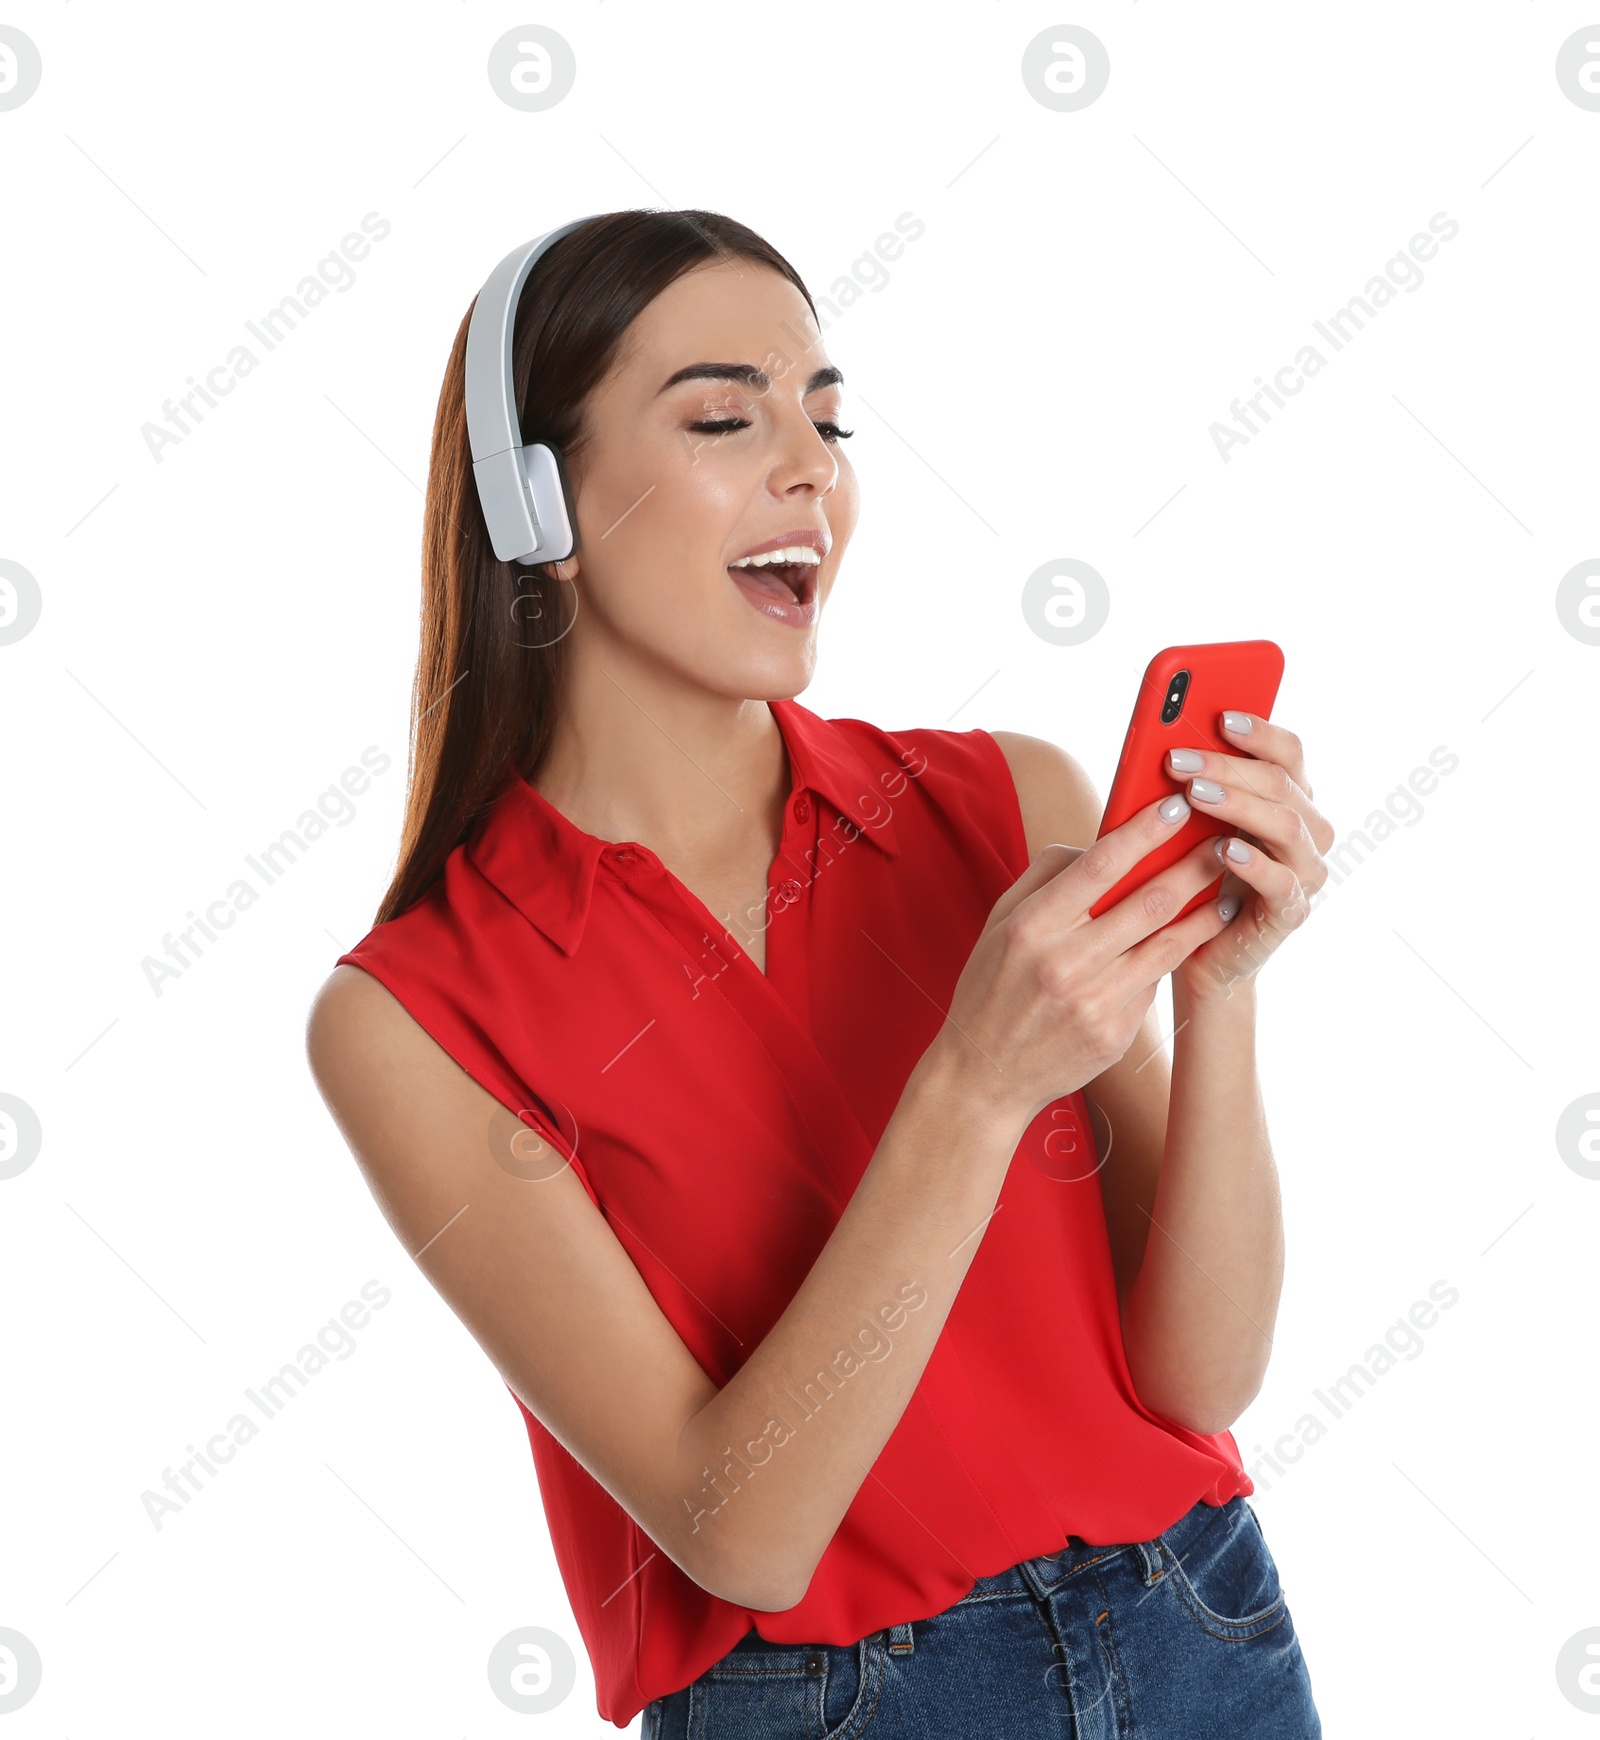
1161;669;1191;724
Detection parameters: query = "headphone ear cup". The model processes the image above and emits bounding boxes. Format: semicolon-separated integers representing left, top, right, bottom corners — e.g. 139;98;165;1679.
471;441;576;564
517;442;577;566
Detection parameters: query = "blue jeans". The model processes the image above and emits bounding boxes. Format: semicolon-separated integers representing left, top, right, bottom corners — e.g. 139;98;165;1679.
643;1497;1320;1738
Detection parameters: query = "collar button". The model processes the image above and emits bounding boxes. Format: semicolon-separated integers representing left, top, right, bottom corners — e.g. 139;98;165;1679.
609;843;661;877
793;795;810;822
606;844;650;873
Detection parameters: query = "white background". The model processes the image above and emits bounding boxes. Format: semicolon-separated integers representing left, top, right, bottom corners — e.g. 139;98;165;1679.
3;3;1597;1733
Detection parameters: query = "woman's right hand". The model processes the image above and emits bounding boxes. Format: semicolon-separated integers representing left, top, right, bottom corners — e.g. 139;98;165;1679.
931;796;1238;1123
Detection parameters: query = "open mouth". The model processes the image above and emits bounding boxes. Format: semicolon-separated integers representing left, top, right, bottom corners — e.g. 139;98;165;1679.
726;561;818;608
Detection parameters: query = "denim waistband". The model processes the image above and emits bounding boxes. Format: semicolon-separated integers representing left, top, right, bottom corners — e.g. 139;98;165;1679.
957;1497;1236;1607
722;1498;1236;1661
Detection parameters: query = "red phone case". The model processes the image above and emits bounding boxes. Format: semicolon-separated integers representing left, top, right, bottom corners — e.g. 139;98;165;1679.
1088;640;1285;926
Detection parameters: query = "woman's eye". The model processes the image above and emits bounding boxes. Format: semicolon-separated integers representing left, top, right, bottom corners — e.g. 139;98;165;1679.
687;417;855;444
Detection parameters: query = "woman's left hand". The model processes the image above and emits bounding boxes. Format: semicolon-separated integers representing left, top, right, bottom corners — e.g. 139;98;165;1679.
1169;712;1335;1003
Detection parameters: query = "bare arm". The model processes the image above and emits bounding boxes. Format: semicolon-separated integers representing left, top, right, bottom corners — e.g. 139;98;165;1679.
1114;975;1281;1433
306;964;1027;1614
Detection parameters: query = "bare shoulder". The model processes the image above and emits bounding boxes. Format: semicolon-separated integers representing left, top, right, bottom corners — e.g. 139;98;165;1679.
305;964;427;1107
306;959;401;1042
986;730;1105;864
304;963;499;1172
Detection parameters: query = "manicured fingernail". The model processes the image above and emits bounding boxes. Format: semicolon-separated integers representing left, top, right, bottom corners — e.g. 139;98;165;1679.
1225;838;1253;863
1216;894;1241;922
1212;835;1228;861
1168;747;1204;773
1223;711;1252;734
1158;793;1191;824
1189;778;1225;804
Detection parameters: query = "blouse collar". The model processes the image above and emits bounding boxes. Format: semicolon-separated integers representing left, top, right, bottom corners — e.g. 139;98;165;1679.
466;697;902;956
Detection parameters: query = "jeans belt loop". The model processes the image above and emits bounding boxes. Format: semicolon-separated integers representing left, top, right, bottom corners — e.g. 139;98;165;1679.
1133;1536;1165;1587
886;1620;915;1655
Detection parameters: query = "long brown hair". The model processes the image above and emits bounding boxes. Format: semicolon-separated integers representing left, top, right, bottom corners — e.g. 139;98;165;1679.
373;209;819;927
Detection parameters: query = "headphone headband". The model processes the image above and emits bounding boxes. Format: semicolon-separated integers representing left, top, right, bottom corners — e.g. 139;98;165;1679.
464;215;602;564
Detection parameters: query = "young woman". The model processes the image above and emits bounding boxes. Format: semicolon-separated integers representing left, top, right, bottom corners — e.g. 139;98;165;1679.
306;209;1332;1737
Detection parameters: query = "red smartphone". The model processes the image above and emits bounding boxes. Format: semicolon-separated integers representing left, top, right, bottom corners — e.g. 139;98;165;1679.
1088;640;1285;926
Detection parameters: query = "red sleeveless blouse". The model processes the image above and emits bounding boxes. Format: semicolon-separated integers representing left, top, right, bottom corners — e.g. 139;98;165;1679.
334;697;1249;1728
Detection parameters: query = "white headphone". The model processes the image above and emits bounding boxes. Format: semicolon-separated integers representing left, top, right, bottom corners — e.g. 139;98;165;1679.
463;216;603;565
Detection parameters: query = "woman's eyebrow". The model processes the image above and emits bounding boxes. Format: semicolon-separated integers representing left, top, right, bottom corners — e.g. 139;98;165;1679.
656;363;844;396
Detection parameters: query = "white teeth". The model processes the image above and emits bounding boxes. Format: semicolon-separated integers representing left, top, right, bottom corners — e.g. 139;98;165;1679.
729;545;823;568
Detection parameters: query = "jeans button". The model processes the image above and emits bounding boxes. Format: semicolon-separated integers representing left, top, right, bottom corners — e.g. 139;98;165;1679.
804;1650;825;1675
